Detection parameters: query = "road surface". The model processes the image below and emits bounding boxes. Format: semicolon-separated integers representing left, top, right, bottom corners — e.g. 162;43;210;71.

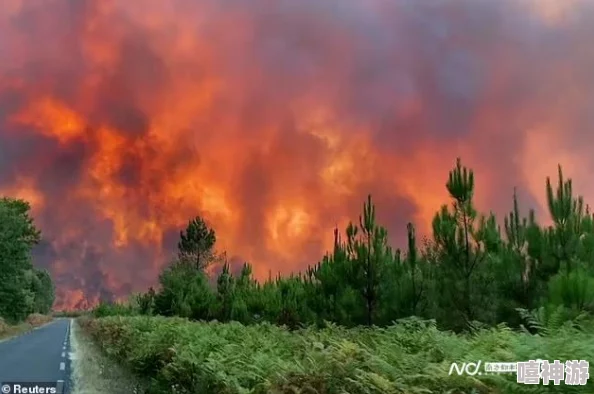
0;319;71;393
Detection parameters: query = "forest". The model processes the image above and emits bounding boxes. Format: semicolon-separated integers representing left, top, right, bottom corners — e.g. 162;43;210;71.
0;196;55;327
97;158;594;331
82;158;593;393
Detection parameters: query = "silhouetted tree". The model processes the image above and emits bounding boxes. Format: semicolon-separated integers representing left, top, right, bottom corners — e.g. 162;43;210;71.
178;216;217;270
345;195;392;326
127;158;594;333
215;262;234;322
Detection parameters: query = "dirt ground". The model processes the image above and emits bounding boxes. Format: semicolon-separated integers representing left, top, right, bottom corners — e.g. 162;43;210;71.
69;319;148;394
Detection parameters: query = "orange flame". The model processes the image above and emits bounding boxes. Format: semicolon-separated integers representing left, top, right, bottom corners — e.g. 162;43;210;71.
0;0;591;309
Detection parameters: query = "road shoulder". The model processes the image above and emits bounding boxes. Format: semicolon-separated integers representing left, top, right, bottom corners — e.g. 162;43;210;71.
69;318;147;394
0;316;55;344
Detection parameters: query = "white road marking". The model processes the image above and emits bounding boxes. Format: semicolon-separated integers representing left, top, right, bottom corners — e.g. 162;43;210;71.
59;362;65;370
61;352;65;357
63;320;70;345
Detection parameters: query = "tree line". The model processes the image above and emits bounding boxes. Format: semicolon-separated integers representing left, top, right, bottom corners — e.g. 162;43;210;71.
98;158;594;332
0;197;55;323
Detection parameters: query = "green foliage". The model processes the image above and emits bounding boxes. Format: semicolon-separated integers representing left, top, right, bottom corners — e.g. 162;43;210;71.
32;268;55;314
115;158;594;333
80;315;594;394
136;287;156;315
345;195;393;325
53;310;87;318
153;260;215;320
426;159;502;329
0;314;53;340
90;158;594;392
546;268;594;312
0;197;55;323
94;301;139;318
178;216;217;270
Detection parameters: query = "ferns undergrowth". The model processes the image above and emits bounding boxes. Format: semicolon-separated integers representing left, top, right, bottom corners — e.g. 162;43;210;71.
79;315;593;394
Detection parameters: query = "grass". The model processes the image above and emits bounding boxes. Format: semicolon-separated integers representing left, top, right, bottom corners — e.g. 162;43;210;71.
0;314;53;341
79;315;594;394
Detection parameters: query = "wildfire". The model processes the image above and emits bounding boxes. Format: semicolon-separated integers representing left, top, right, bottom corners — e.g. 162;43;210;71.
0;0;592;310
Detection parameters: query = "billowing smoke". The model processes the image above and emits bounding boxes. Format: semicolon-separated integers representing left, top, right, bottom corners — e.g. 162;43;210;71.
0;0;592;309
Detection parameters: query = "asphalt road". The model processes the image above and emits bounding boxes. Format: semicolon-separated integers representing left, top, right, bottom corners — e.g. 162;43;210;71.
0;319;71;393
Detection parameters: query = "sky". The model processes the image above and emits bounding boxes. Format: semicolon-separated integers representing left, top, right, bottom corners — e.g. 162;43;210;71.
0;0;592;309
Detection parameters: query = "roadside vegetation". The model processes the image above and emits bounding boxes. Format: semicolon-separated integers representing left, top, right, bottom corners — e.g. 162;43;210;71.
70;317;147;394
0;313;54;340
53;310;89;318
0;197;55;338
80;158;594;393
80;314;592;394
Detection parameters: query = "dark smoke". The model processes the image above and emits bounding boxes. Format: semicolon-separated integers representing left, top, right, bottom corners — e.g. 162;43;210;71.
0;0;592;308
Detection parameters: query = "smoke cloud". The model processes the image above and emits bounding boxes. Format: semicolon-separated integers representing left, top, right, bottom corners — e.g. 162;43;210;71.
0;0;592;309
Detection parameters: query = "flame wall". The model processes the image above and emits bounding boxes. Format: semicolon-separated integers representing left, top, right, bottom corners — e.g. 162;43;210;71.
0;0;592;309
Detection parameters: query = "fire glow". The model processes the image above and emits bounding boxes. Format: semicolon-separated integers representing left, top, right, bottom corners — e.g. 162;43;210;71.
0;0;592;309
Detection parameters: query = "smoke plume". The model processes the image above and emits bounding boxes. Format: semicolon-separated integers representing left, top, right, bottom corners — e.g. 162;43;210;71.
0;0;592;309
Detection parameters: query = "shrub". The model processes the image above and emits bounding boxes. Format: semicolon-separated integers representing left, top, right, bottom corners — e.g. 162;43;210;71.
25;313;52;327
80;315;594;394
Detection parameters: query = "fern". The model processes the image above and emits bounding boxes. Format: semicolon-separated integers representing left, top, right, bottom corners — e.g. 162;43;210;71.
78;315;594;394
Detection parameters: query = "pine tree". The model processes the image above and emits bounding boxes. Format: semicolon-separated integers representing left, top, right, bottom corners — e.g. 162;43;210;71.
430;159;491;328
216;262;234;321
178;216;217;270
308;227;352;324
542;166;594;314
545;165;584;274
346;195;392;326
405;223;425;315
